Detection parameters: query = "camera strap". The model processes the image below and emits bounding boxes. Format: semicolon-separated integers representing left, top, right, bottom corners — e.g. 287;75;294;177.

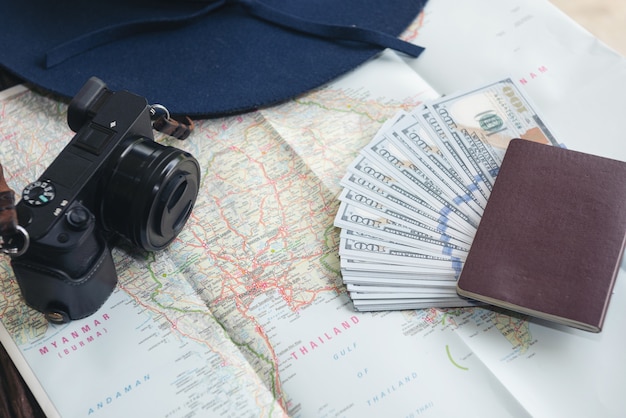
150;104;195;140
0;163;29;256
0;163;17;236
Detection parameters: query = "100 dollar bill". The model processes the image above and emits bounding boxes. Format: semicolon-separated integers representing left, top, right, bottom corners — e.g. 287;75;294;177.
429;78;560;187
334;201;469;258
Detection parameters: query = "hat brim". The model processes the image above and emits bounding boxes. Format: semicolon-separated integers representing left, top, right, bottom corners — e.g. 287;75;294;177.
0;0;426;117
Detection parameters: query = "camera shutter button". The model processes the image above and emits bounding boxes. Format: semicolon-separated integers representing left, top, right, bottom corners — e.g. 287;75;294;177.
65;206;91;230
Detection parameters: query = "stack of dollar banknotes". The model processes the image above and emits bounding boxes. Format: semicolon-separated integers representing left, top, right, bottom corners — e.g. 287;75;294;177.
334;78;560;311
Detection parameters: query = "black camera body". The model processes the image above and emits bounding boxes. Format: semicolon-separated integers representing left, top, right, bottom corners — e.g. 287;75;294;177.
11;78;200;323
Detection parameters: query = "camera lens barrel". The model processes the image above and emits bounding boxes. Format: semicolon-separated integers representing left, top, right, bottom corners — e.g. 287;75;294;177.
102;138;200;251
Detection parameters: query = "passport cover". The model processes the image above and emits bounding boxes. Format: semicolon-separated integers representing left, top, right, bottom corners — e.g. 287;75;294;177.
457;139;626;332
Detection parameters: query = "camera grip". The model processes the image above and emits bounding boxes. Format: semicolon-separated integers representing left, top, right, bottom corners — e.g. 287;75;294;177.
10;237;117;323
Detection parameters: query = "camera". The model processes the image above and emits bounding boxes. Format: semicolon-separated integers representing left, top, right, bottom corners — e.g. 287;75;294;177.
10;77;200;323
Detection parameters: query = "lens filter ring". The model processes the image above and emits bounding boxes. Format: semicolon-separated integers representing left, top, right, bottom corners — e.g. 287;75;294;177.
143;152;200;250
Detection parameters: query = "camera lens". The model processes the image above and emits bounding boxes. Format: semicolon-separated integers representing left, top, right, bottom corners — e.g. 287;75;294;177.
101;138;200;251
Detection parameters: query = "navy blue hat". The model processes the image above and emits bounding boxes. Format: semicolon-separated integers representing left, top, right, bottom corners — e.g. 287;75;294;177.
0;0;427;117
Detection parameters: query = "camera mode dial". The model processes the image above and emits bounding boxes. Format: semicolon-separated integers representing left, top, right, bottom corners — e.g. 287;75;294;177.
22;180;56;206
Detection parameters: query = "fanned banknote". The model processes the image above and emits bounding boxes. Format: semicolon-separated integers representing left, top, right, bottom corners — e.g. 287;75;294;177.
333;78;561;311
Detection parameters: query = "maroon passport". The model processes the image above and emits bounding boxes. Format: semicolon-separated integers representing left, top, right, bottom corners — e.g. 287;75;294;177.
457;139;626;332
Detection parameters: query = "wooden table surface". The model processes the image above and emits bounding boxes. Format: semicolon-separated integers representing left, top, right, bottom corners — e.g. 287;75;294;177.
0;343;46;418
